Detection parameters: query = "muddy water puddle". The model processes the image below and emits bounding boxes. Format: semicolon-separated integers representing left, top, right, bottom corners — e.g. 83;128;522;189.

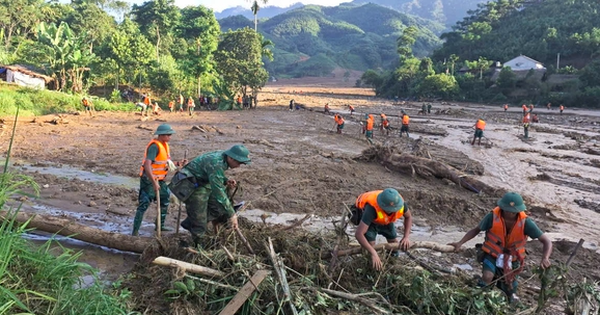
13;161;138;189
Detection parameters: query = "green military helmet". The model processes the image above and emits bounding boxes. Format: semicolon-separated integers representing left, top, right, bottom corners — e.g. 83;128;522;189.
154;124;175;135
224;144;251;164
377;188;404;213
497;192;526;213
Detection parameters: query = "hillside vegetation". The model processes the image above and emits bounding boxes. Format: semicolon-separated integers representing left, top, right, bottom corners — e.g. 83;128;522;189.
350;0;487;25
219;3;444;77
433;0;600;68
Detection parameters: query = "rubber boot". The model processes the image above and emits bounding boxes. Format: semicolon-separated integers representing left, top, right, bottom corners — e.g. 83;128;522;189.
155;213;174;232
132;211;144;236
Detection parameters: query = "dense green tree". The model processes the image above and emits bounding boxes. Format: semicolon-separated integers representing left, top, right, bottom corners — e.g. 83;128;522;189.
105;18;153;89
496;66;516;91
418;73;459;99
64;0;116;52
397;26;417;59
131;0;180;62
0;0;49;47
214;28;268;104
360;69;383;91
177;5;220;97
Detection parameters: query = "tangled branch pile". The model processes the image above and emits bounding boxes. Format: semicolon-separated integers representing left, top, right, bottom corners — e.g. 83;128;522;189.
357;144;498;194
125;219;517;315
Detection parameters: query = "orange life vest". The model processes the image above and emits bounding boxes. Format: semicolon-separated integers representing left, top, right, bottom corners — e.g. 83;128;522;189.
560;105;564;110
402;115;409;125
503;104;508;110
382;119;389;127
366;117;374;131
168;101;174;108
523;114;531;123
82;99;89;106
482;207;527;261
476;119;486;130
355;190;405;225
144;96;151;105
188;98;194;106
522;104;527;110
380;114;387;120
139;139;171;181
349;105;354;111
335;115;344;125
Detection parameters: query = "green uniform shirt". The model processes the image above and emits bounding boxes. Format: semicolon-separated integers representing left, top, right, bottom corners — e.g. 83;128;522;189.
478;212;543;239
180;151;234;215
361;203;410;225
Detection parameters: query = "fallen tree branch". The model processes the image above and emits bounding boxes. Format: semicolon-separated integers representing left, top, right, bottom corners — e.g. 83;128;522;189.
152;256;225;278
267;237;299;315
235;228;255;254
1;210;153;253
320;288;391;314
323;241;457;259
278;214;313;231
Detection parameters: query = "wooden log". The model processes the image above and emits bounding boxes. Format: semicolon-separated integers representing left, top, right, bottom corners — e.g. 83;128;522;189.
152;256;225;278
323;241;457;259
218;270;270;315
1;210;153;253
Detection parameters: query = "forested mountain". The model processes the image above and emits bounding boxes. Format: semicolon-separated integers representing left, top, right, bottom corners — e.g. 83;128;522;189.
219;3;444;77
215;3;304;20
348;0;487;25
433;0;600;69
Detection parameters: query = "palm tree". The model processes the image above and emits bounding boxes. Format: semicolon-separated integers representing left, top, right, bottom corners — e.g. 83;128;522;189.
250;0;268;32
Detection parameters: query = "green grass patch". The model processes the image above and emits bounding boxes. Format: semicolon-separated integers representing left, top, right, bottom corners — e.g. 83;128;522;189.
0;83;136;116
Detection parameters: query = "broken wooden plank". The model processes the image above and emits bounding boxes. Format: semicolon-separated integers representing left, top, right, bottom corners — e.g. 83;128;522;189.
218;270;270;315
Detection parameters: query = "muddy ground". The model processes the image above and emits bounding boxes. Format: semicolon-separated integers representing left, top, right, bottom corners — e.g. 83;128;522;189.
2;85;600;313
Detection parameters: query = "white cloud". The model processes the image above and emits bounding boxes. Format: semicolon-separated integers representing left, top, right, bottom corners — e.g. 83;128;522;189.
130;0;347;14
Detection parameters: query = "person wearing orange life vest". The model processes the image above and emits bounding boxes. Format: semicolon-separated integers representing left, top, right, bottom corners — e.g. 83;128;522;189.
187;97;195;116
400;113;410;137
521;104;528;115
168;100;174;113
472;118;486;146
365;114;374;144
132;124;187;236
503;104;508;112
380;113;390;136
559;104;564;114
448;192;552;303
522;112;531;139
81;97;93;116
334;114;344;134
354;188;413;271
348;105;355;116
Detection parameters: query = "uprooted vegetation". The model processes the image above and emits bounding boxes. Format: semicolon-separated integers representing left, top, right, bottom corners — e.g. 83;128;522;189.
124;219;600;315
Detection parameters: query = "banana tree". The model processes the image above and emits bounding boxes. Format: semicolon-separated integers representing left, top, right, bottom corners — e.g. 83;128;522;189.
37;22;72;90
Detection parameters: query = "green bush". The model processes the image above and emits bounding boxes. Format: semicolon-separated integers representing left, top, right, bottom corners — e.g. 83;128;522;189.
0;83;135;116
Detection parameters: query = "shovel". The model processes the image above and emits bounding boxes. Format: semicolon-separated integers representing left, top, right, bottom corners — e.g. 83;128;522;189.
156;186;161;238
175;149;188;235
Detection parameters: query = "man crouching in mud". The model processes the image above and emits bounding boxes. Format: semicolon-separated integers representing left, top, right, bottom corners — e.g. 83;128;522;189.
177;144;251;246
448;192;553;303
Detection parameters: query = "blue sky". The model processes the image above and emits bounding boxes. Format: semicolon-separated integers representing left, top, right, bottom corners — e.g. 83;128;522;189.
155;0;346;14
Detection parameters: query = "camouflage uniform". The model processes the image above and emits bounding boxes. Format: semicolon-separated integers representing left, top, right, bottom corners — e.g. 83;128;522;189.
179;151;235;242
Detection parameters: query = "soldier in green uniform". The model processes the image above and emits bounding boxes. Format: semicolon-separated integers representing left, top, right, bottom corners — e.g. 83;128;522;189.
178;144;251;245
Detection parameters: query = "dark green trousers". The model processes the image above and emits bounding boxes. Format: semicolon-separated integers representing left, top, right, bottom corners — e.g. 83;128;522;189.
181;185;230;242
132;176;170;235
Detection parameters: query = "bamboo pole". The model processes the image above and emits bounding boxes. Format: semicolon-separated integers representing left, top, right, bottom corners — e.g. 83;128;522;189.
325;241;457;259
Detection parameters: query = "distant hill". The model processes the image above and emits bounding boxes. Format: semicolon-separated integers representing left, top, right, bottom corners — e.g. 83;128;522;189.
348;0;487;26
215;3;304;20
219;3;444;78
